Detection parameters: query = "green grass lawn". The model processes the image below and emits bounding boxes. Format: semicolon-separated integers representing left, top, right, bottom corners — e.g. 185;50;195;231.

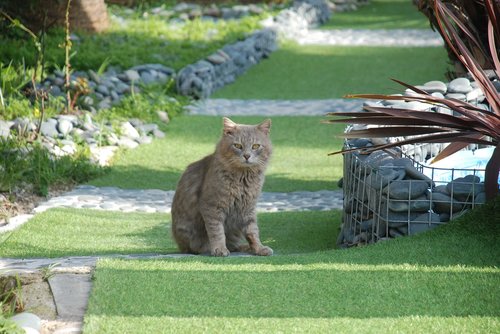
89;116;345;192
212;44;450;100
0;209;174;258
322;0;430;30
0;209;338;258
83;197;500;333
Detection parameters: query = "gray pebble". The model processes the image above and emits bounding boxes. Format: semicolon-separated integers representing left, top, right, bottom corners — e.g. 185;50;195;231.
428;191;463;214
421;80;447;94
445;93;467;101
448;77;472;94
156;111;170;123
96;85;110;96
123;69;140;82
120;122;140;140
386;180;429;200
40;119;59;138
57;119;73;137
118;137;139;149
152;129;166;138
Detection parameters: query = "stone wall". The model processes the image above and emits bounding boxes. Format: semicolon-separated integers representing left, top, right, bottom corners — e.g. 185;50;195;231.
176;29;277;99
37;1;362;101
41;64;175;112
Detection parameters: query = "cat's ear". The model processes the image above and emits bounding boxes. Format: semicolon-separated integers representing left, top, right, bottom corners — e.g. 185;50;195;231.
258;119;271;135
223;117;237;136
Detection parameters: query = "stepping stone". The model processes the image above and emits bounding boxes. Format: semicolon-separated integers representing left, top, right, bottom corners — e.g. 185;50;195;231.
48;274;92;320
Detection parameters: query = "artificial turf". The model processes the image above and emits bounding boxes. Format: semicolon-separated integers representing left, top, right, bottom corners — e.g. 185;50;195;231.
0;209;174;258
89;116;345;192
322;0;431;30
83;197;500;334
212;44;450;100
0;209;339;258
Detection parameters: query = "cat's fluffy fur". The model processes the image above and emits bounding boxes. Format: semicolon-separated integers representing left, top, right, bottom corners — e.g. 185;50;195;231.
171;117;273;257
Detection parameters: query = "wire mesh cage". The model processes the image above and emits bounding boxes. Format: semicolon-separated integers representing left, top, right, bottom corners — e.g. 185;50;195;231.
338;140;488;247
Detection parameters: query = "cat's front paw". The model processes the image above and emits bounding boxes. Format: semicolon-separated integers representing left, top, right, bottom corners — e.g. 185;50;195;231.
255;246;273;256
211;247;230;257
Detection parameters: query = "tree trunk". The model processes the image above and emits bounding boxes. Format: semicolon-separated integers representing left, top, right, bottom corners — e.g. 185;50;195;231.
485;143;500;200
1;0;109;33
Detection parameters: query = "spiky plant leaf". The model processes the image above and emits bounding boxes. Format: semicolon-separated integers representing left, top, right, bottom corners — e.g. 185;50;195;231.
329;0;500;199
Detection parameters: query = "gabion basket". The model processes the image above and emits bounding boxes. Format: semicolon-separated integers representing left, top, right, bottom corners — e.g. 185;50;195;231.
338;141;487;247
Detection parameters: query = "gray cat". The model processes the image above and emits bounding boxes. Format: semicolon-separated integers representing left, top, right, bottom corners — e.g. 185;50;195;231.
171;117;273;257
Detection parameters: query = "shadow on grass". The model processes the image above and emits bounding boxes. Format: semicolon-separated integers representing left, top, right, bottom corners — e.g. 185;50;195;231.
0;209;176;258
89;165;184;190
321;0;430;30
0;209;340;258
89;164;339;192
84;200;500;323
88;116;344;192
263;173;338;192
214;45;450;100
88;266;500;319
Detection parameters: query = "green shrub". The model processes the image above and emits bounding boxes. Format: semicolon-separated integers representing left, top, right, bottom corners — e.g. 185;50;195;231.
0;138;105;196
95;83;187;124
0;139;27;193
1;95;63;121
0;61;34;98
26;142;106;196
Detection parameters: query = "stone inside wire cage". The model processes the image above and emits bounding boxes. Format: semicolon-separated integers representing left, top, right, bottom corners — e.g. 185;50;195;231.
338;141;488;248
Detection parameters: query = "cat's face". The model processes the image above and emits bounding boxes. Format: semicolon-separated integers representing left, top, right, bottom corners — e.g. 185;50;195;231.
218;117;272;170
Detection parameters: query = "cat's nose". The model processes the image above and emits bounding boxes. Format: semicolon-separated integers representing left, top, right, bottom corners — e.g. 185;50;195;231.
243;154;250;161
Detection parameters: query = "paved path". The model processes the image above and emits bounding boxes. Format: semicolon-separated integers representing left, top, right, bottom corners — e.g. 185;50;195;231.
32;185;342;214
291;28;443;46
186;98;364;116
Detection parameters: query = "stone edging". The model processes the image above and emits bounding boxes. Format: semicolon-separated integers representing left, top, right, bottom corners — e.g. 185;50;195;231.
176;28;278;99
31;186;343;215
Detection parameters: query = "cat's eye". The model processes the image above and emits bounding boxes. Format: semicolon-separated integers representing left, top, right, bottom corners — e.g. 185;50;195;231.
252;144;260;150
233;143;243;150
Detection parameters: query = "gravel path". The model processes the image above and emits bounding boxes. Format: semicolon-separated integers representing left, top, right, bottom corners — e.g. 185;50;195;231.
32;185;342;214
291;28;443;46
186;98;363;116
